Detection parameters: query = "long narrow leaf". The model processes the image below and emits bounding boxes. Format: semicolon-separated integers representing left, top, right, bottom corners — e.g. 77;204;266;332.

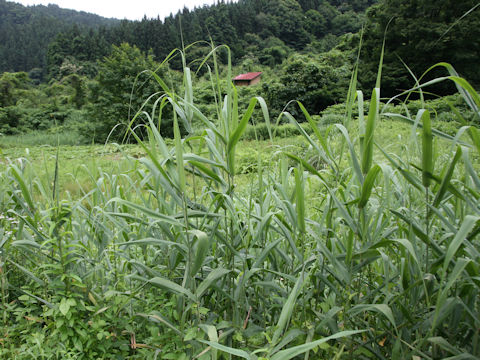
270;330;364;360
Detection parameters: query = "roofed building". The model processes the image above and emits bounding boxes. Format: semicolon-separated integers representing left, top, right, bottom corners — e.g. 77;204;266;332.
233;72;262;86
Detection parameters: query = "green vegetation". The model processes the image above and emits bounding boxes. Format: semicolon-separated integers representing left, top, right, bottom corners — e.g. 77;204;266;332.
0;0;118;78
1;41;479;358
2;0;479;143
84;43;167;142
1;0;379;143
1;0;373;76
1;0;480;358
0;71;86;141
360;0;480;96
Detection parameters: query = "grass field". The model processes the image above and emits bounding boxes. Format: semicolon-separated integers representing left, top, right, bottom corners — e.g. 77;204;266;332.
1;116;458;199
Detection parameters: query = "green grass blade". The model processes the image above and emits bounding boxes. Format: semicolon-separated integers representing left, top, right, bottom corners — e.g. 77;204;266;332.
427;337;462;357
284;153;327;185
443;215;479;271
377;145;424;191
138;312;183;336
270;329;305;356
432;146;462;208
173;111;186;192
462;148;480;189
362;88;379;176
358;164;381;209
295;165;305;234
272;272;307;347
270;330;364;360
117;238;187;252
297;101;336;169
468;126;480;155
139;275;195;301
345;27;362;126
7;259;45;287
227;97;258;175
390;209;443;255
336;124;363;184
376;19;393;89
284;110;333;169
108;198;184;227
421;109;433;188
256;96;272;141
184;66;194;126
9;164;34;211
190;230;209;277
349;304;397;331
433;258;470;331
198;340;254;360
196;268;231;299
357;90;365;153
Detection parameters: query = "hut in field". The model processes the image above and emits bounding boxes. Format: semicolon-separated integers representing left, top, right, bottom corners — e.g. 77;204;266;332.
233;72;262;86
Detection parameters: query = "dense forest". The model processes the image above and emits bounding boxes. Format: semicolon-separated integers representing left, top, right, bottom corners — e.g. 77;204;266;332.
1;0;374;76
0;0;118;77
1;0;479;142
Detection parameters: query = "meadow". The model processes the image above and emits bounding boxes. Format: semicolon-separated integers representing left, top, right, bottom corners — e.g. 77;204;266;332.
0;48;479;360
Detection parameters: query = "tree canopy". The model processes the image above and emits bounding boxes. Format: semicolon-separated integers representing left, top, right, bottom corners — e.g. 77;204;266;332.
84;43;161;143
0;0;117;79
360;0;480;96
0;0;375;78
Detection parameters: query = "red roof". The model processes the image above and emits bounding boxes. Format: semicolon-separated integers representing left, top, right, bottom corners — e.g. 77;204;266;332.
233;72;262;81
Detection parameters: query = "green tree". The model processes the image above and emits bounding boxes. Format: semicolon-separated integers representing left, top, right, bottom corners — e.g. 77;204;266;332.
360;0;480;97
304;9;328;38
0;0;117;74
85;43;160;142
0;71;30;107
66;74;86;109
0;106;25;135
263;49;352;117
0;71;76;135
258;37;290;66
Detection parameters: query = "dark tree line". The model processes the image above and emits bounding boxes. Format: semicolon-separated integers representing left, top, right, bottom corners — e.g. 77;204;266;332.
0;0;118;80
1;0;375;80
360;0;480;96
99;0;374;67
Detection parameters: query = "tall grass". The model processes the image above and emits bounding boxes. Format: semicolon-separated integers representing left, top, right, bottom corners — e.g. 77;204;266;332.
0;44;479;359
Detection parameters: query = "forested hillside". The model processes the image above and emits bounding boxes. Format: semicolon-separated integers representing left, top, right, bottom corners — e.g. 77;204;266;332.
1;0;479;144
0;0;378;142
360;0;480;96
0;0;118;78
1;0;375;79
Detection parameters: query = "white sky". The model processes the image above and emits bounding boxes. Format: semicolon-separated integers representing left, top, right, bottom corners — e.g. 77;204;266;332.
7;0;223;20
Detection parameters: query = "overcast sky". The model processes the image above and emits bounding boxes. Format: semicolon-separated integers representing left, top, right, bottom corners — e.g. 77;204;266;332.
7;0;224;20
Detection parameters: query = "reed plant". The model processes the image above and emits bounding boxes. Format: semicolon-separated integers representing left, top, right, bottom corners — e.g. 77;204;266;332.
0;43;479;359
